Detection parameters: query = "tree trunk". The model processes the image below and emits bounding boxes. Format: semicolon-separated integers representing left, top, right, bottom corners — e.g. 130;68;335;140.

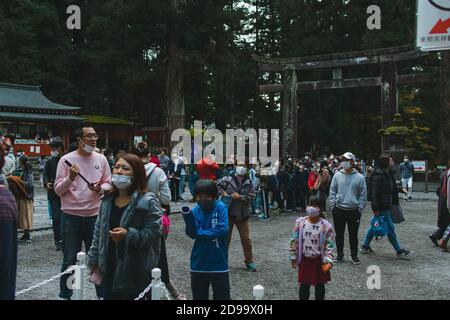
165;0;185;146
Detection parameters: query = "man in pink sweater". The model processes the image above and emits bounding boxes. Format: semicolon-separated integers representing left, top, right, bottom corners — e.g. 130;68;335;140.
54;126;111;300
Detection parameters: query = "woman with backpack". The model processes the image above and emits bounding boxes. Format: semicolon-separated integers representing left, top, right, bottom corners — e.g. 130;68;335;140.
360;155;413;258
8;156;34;243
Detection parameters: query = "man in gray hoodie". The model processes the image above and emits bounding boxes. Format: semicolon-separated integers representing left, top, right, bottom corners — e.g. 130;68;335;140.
329;152;367;265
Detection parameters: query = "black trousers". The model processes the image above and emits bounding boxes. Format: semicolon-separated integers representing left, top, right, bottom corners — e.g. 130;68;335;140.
332;207;361;257
191;272;231;300
299;284;325;300
49;196;62;244
170;178;180;201
157;236;170;284
296;187;307;209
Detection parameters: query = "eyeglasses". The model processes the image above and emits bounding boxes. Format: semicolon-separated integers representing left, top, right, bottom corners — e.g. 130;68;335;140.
82;134;99;140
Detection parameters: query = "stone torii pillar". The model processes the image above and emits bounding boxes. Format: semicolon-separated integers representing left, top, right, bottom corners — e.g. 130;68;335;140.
282;64;298;159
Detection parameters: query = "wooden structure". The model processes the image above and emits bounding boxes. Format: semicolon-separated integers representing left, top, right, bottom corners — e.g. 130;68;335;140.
253;44;431;159
0;83;82;149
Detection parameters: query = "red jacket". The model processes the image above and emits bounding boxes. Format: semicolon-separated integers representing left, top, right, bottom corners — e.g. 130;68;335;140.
308;171;318;190
196;158;219;181
150;155;160;167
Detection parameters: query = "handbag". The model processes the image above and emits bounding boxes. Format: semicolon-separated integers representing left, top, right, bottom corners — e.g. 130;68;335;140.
371;215;388;240
391;205;405;224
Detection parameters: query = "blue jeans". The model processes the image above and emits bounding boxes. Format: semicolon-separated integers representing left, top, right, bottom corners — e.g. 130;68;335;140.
251;191;262;213
59;212;99;299
189;173;199;197
363;209;402;253
48;200;53;220
179;175;185;198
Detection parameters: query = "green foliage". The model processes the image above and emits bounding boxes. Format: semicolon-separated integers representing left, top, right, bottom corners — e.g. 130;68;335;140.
0;0;440;161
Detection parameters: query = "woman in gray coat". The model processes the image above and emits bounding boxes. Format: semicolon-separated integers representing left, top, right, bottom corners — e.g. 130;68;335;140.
88;154;162;300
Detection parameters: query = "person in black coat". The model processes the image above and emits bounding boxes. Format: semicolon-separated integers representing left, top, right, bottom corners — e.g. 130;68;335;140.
429;162;450;246
361;155;413;257
0;184;18;300
168;151;185;202
43;138;65;251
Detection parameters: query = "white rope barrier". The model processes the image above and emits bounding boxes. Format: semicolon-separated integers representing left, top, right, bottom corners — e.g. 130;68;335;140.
16;250;262;301
15;266;75;297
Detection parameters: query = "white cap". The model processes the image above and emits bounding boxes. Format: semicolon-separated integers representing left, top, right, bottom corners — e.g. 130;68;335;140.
342;152;356;161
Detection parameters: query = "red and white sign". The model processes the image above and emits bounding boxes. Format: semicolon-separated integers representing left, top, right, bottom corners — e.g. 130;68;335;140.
412;160;427;173
417;0;450;51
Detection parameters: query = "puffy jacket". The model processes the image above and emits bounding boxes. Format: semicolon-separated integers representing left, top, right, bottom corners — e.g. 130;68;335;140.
88;191;162;294
370;167;399;212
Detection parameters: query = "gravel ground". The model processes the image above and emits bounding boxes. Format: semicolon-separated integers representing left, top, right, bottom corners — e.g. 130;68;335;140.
16;192;450;300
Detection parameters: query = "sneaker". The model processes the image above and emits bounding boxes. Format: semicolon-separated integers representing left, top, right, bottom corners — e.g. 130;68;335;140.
334;254;344;263
397;249;414;257
246;262;257;272
19;234;31;243
172;292;187;300
428;235;439;247
350;256;361;265
439;240;448;252
360;245;375;254
257;213;265;219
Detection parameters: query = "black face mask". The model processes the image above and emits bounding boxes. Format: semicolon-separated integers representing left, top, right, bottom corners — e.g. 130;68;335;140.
197;200;215;213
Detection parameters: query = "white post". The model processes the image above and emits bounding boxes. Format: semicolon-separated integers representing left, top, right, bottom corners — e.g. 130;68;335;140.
73;252;86;300
253;285;264;300
151;268;162;300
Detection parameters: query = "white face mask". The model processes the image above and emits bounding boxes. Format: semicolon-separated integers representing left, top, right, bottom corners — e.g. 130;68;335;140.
306;206;321;218
236;166;246;176
112;174;133;190
81;141;96;154
342;161;352;170
51;151;59;157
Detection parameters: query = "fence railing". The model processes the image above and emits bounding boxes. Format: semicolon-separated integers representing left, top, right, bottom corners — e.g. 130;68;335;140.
16;251;265;300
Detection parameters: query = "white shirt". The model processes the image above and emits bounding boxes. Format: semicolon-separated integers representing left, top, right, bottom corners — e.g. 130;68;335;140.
2;156;15;176
302;220;322;258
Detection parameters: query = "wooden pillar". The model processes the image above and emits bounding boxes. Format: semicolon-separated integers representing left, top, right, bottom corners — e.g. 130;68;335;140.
380;62;398;156
282;64;298;159
440;51;450;163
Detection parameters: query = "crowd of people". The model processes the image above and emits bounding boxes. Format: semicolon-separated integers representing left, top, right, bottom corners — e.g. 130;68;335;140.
1;126;449;301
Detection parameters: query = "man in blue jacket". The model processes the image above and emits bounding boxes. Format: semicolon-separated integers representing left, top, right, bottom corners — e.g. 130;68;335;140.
399;155;415;201
182;179;230;300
